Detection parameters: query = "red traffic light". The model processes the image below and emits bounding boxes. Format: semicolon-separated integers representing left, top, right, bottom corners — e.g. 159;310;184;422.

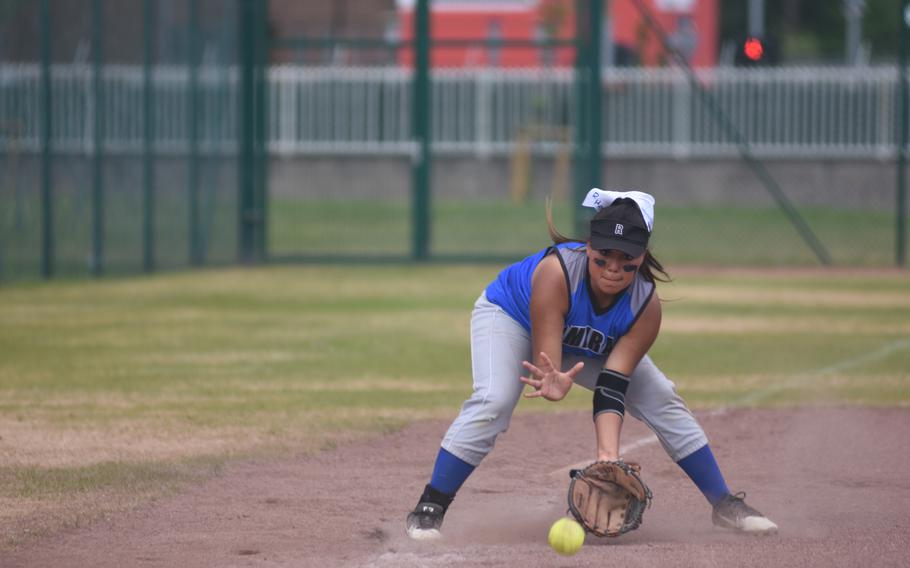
743;37;764;61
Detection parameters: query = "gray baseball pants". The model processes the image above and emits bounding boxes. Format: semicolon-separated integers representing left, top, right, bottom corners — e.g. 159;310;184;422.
440;292;709;467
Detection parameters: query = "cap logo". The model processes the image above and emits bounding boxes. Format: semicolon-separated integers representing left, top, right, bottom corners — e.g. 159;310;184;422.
614;224;624;236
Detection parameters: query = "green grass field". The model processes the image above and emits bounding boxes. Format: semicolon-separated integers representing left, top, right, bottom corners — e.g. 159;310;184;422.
268;198;902;266
1;264;909;548
4;196;906;283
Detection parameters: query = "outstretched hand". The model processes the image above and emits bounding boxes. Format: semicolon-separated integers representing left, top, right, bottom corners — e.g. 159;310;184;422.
519;352;584;401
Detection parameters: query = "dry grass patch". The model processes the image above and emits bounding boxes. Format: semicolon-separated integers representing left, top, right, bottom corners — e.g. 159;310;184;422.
228;377;462;393
662;316;910;335
0;460;222;552
0;401;455;469
664;286;910;308
0;419;275;468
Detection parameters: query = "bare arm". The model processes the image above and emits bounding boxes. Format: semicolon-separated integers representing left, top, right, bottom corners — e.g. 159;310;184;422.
594;292;662;460
519;254;584;400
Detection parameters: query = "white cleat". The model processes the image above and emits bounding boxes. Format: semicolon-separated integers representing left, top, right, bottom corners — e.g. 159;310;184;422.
739;515;779;534
406;526;442;541
712;492;778;535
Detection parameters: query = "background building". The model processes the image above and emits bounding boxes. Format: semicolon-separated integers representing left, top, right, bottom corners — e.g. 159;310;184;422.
395;0;718;67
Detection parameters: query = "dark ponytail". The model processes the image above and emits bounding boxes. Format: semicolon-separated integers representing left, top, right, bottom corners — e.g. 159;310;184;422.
545;197;583;246
639;250;671;284
545;197;671;284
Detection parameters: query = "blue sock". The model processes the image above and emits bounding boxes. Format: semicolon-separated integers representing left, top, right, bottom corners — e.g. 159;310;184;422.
676;444;730;506
429;447;476;496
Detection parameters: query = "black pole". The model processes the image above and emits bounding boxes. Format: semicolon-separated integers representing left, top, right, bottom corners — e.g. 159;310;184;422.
411;0;431;261
897;0;908;267
91;0;105;276
254;0;269;262
143;0;156;273
188;0;202;266
238;0;256;263
572;0;590;237
586;0;603;197
40;0;54;279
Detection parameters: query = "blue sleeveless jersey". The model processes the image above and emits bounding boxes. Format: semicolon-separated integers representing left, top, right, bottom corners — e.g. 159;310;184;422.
484;242;655;359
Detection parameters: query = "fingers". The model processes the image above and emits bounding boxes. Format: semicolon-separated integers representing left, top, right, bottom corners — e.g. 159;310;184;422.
522;360;543;378
519;375;541;388
538;351;555;370
520;367;544;398
565;361;585;378
520;374;542;398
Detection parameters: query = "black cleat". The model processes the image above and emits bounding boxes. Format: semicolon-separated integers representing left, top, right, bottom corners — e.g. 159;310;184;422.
712;492;778;535
406;502;446;540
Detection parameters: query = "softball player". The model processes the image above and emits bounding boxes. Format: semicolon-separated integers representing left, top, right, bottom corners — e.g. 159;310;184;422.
406;190;777;540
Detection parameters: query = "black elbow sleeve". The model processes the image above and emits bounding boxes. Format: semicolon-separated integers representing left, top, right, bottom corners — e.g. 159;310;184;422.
593;369;630;420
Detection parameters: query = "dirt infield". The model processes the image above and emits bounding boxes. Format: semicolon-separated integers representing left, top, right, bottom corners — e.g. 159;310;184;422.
7;407;910;568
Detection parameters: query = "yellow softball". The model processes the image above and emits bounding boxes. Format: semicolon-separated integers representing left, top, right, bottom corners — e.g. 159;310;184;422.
547;517;585;556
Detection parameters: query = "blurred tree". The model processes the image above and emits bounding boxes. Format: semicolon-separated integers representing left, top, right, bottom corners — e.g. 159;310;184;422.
721;0;901;64
863;0;901;58
796;0;845;59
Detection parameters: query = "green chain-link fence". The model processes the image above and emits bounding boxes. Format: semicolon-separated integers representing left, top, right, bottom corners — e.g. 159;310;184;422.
2;0;908;283
0;0;258;283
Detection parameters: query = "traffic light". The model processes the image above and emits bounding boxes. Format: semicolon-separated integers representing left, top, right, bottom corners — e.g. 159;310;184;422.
743;37;764;62
734;35;778;66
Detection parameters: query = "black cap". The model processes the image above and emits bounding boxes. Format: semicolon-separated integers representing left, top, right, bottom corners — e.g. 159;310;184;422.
589;198;650;257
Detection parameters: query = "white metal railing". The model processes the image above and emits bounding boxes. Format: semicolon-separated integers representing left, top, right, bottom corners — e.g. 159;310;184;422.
0;64;902;159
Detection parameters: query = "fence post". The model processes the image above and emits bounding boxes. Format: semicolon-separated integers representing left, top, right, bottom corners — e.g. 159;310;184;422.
91;0;105;276
238;0;256;263
586;0;603;195
573;0;603;235
572;0;589;236
411;0;431;261
188;0;202;266
143;0;156;273
40;0;54;279
475;69;491;159
673;68;692;158
897;0;908;267
255;0;269;261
